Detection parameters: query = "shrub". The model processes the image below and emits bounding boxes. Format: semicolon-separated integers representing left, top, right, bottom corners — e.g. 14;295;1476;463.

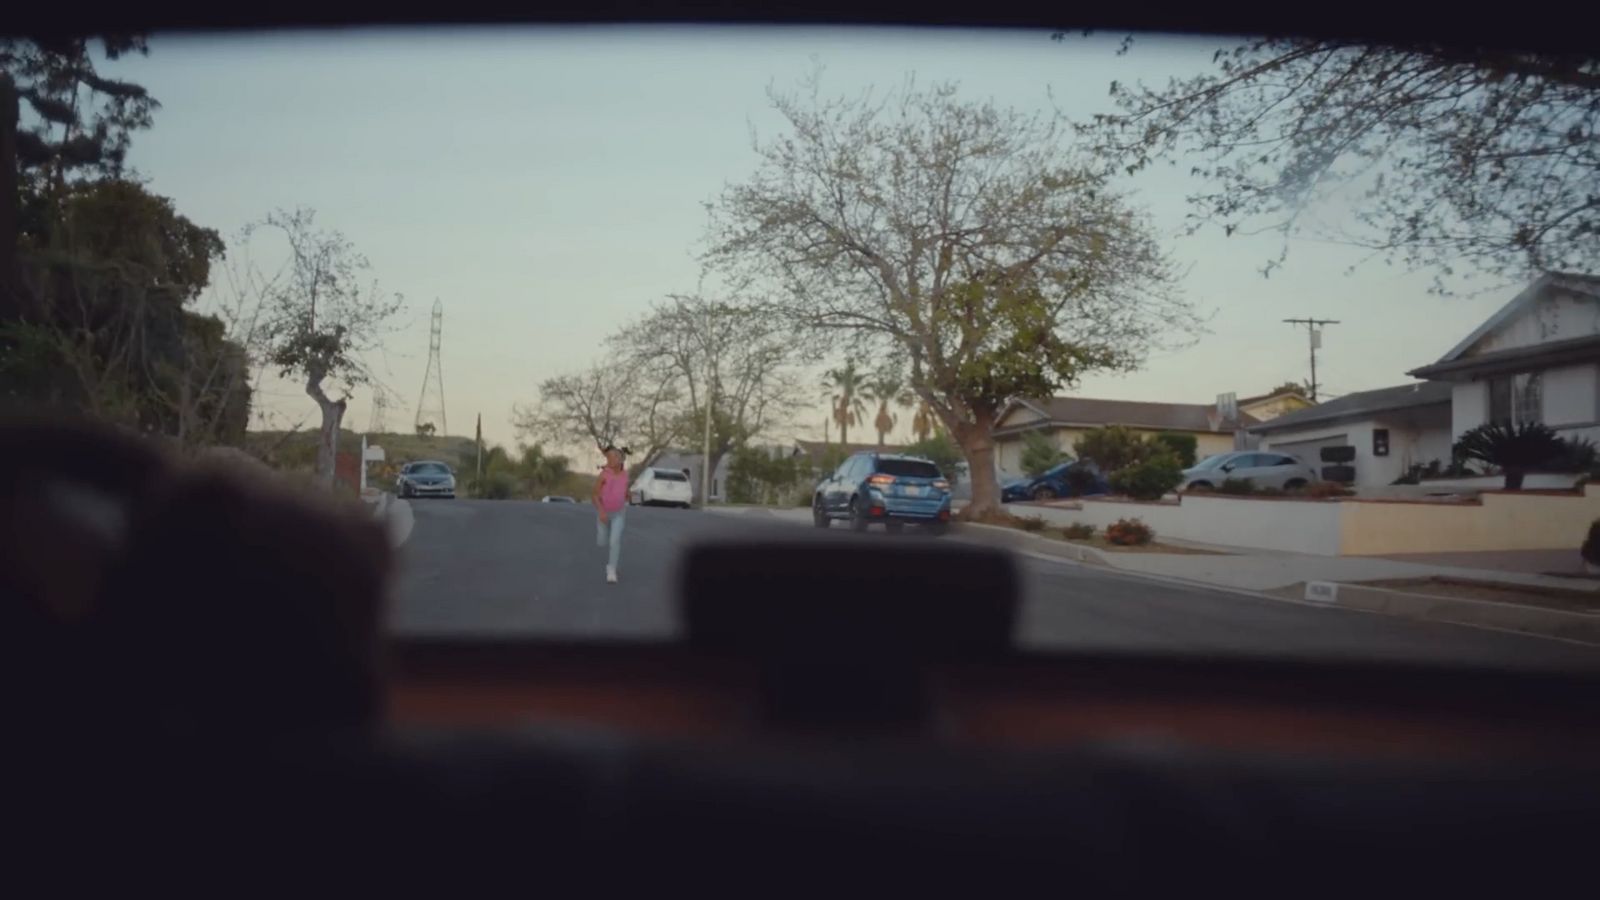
1108;452;1184;500
1021;430;1072;478
1453;422;1570;490
1105;517;1154;546
1061;522;1097;540
1151;432;1198;468
1072;425;1153;474
1302;480;1356;498
905;432;965;485
1217;477;1257;495
1016;514;1048;532
475;471;517;500
1583;519;1600;568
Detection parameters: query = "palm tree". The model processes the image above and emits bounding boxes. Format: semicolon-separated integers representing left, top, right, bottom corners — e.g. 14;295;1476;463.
911;398;938;443
864;371;913;446
824;361;868;445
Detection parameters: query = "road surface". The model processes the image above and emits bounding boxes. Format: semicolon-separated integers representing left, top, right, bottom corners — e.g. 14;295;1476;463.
391;499;1600;668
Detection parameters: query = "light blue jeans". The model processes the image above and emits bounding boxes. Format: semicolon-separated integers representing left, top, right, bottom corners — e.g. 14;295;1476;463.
596;506;626;569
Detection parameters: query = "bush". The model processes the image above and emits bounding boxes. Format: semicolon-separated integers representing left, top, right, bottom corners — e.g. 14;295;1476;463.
1072;425;1152;474
1453;422;1571;490
475;471;517;500
1217;477;1257;495
1303;480;1356;498
1151;432;1198;468
1107;452;1184;500
1061;522;1097;540
1583;519;1600;568
1105;517;1154;546
1021;430;1072;477
905;432;965;485
1016;514;1048;532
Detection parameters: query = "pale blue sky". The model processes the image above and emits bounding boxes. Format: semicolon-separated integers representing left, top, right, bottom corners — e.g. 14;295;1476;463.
104;25;1512;450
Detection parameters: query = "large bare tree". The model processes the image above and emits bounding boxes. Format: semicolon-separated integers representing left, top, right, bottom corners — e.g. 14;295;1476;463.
1079;36;1600;288
253;209;403;489
512;360;684;470
707;75;1195;513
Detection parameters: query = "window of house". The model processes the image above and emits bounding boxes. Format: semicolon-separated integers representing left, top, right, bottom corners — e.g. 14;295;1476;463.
1488;372;1543;425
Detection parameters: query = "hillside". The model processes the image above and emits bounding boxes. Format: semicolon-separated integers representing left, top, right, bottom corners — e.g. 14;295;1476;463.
244;429;479;469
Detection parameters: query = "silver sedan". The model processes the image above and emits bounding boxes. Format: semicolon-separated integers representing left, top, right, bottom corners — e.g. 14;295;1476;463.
1178;451;1320;492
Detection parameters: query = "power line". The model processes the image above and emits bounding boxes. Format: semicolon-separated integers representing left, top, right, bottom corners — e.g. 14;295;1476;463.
1282;317;1340;402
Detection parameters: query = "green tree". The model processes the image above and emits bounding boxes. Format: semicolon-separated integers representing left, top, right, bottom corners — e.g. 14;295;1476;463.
710;76;1196;514
905;432;965;486
1108;452;1184;500
1021;430;1072;477
1078;35;1600;289
1150;432;1198;468
1073;425;1156;474
254;209;404;490
863;368;912;446
1453;422;1570;490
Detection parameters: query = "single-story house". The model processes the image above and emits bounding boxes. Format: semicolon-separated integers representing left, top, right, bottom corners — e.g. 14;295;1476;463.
1248;381;1455;487
1407;271;1600;447
992;396;1260;480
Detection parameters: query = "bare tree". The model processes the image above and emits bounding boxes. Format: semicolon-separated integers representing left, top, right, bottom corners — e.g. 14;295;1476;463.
253;209;403;489
1078;36;1600;288
611;293;802;488
708;75;1195;513
512;360;684;468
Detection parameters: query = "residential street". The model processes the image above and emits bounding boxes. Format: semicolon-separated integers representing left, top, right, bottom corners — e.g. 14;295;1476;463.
391;500;1600;668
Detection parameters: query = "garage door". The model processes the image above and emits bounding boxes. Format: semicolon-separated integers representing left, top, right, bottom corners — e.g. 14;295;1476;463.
1268;434;1350;464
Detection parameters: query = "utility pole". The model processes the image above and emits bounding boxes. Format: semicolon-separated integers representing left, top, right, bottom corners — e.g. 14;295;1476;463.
700;301;716;507
474;413;483;485
1283;318;1340;402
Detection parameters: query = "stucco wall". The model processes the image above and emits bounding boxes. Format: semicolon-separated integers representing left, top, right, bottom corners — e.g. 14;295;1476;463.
1023;495;1345;556
1475;290;1600;354
1340;484;1600;554
1544;363;1600;431
1451;381;1489;441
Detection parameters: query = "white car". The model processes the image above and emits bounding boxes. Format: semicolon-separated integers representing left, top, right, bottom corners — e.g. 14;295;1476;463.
630;468;694;508
1178;451;1320;493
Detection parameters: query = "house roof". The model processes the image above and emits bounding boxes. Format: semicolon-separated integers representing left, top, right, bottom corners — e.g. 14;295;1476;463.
1247;381;1453;434
1407;334;1600;380
1422;271;1600;369
1237;387;1310;406
994;397;1260;436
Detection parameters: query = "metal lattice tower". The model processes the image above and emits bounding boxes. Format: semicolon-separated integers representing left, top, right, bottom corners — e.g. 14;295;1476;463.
414;299;447;436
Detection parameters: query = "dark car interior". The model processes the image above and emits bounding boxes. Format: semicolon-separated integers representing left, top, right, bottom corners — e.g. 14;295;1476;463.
7;4;1600;889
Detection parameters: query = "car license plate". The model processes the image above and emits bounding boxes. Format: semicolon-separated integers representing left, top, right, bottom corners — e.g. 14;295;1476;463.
905;485;923;497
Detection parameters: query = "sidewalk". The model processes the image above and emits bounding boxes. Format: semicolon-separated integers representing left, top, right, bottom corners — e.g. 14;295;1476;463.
706;504;1600;644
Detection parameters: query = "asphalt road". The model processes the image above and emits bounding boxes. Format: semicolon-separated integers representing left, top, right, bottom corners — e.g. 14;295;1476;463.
391;499;1600;668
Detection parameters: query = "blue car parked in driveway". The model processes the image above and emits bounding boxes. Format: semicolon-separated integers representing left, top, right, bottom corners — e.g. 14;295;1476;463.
1001;459;1111;503
813;452;952;534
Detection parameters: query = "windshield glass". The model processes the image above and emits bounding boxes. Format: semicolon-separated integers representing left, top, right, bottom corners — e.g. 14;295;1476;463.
11;26;1597;672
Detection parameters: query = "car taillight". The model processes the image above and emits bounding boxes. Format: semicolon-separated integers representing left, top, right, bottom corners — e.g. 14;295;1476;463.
867;474;895;486
932;479;949;491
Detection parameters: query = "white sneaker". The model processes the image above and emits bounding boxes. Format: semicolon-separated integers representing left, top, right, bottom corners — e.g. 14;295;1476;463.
606;565;618;584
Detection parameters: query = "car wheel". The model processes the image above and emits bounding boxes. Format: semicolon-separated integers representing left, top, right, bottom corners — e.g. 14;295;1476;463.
849;496;869;532
1032;486;1057;501
812;495;830;528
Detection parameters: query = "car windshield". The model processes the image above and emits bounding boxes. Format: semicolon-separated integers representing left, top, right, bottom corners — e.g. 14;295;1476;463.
877;459;943;479
12;24;1598;675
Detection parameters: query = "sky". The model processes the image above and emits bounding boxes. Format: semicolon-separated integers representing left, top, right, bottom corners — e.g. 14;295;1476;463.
101;25;1519;454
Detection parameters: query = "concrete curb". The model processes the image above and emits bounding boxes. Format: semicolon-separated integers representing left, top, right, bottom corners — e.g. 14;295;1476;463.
948;522;1111;567
1270;581;1600;645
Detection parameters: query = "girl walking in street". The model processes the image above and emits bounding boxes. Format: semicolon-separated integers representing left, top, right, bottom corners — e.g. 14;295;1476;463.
592;444;629;583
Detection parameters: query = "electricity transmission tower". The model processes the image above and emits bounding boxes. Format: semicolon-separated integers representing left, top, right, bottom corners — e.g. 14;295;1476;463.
415;299;448;436
367;391;389;435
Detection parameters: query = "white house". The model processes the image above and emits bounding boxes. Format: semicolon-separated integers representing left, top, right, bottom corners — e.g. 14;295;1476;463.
1248;381;1455;487
1248;272;1600;488
1407;271;1600;447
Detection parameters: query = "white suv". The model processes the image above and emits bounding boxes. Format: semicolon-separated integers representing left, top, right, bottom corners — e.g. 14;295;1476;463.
630;468;694;508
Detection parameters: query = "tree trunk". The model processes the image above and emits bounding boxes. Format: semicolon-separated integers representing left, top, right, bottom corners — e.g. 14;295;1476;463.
0;73;19;323
1503;468;1526;491
306;371;347;490
955;419;1002;516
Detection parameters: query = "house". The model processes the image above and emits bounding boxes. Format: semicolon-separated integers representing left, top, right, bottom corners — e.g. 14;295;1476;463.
992;396;1260;479
1237;387;1315;422
1248;381;1455;487
1407;271;1600;447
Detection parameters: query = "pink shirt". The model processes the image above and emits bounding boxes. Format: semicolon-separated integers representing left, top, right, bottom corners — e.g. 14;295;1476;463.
597;467;628;513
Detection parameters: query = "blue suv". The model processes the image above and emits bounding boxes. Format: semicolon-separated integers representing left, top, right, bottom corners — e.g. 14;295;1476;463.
813;452;952;534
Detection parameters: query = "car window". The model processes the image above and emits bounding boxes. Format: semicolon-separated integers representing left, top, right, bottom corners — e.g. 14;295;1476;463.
1193;454;1228;470
878;459;941;479
652;469;689;481
411;462;450;475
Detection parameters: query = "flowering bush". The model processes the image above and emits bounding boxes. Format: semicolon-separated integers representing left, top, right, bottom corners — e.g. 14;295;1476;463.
1105;517;1154;546
1061;522;1097;540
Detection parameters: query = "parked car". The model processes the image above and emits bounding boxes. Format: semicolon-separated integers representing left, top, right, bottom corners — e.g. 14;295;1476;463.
540;495;577;504
1001;460;1111;503
396;460;456;499
631;467;694;508
812;452;952;533
1178;451;1318;492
